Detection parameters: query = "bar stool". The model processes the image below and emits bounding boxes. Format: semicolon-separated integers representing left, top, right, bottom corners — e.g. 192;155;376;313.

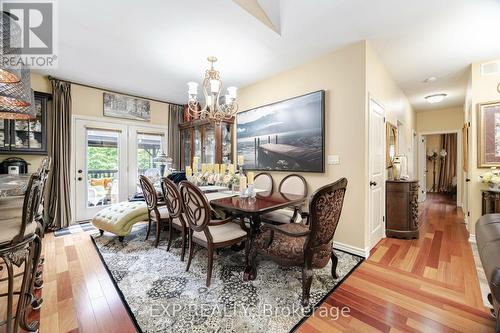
0;174;42;333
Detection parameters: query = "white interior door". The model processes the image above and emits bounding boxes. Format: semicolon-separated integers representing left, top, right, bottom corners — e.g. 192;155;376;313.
74;119;128;221
369;98;385;249
418;135;427;202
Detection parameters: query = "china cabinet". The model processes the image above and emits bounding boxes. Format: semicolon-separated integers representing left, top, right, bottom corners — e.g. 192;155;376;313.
179;118;234;170
0;91;51;155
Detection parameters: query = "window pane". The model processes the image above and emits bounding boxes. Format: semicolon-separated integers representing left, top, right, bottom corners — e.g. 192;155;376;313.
137;133;164;176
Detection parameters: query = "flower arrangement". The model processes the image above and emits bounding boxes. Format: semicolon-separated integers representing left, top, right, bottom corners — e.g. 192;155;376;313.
480;167;500;191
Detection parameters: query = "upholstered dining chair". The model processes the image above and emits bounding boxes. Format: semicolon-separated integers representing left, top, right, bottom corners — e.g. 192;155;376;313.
179;181;248;287
139;175;169;247
249;177;348;306
253;172;274;192
160;177;188;261
262;174;308;224
0;174;43;332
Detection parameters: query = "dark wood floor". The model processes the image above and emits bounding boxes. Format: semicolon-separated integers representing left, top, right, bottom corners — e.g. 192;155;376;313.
16;193;494;332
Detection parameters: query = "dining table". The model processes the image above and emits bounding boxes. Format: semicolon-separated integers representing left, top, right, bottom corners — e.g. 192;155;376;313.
209;190;306;280
0;174;31;198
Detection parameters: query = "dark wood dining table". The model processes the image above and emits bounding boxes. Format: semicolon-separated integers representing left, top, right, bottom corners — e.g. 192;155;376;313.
210;190;306;280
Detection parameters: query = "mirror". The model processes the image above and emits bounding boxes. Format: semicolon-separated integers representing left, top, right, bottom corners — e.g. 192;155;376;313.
386;122;398;168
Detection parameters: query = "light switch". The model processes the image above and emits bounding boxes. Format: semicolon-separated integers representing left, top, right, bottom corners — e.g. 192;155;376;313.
327;155;340;165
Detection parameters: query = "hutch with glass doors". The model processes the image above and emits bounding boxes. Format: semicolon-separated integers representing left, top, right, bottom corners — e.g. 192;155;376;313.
0;91;51;155
179;118;234;170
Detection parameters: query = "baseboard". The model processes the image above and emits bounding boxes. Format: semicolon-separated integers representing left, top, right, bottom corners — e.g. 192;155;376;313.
333;241;370;258
468;234;476;243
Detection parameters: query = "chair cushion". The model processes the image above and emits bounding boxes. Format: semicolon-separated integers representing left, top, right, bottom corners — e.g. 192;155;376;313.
193;221;247;244
0;218;37;245
261;208;302;224
0;196;24;220
254;223;331;268
155;206;170;220
92;201;148;236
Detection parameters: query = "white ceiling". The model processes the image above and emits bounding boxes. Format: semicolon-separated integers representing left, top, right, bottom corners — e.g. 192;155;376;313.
38;0;500;111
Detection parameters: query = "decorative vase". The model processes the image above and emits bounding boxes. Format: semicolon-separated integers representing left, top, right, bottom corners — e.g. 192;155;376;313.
489;183;500;192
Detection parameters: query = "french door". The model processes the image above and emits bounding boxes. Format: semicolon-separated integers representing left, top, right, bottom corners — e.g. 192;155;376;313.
74;118;167;221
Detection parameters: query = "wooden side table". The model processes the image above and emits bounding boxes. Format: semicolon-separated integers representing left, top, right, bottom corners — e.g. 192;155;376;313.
482;190;500;215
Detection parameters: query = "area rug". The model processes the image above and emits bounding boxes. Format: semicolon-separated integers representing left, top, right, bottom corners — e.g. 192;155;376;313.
54;221;98;237
91;224;363;333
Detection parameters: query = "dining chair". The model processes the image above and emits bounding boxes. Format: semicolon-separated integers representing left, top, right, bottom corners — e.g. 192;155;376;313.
179;181;248;287
0;174;43;332
262;174;308;224
248;178;348;306
139;175;169;247
160;177;188;261
253;172;274;192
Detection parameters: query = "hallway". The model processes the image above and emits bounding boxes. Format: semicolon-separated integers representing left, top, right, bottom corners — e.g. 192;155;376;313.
299;193;494;332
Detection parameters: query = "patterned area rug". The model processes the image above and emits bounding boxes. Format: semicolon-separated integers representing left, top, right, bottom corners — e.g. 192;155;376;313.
54;221;98;237
92;224;363;333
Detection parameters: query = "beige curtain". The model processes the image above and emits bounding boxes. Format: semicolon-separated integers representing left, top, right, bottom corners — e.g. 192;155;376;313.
46;79;72;229
438;133;457;193
168;104;183;170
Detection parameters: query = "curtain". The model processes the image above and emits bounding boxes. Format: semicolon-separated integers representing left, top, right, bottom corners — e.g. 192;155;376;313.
168;104;183;170
46;79;72;229
438;133;457;193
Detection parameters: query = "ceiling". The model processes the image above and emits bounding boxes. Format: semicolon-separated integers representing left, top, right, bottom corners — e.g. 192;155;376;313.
37;0;500;111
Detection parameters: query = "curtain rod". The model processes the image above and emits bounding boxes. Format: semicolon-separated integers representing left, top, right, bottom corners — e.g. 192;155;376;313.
47;75;184;107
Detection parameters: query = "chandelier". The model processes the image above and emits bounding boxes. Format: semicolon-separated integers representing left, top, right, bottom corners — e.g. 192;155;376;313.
187;56;238;122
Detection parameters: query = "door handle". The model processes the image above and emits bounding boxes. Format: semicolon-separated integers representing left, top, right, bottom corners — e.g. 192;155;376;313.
370;181;377;187
78;169;83;174
77;177;82;181
465;178;471;182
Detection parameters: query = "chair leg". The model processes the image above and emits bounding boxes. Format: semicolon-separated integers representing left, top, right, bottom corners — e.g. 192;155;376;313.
154;220;161;248
99;229;104;236
145;216;152;240
167;219;174;251
301;266;313;307
186;230;194;272
206;246;214;287
17;241;40;332
331;250;339;279
180;227;187;261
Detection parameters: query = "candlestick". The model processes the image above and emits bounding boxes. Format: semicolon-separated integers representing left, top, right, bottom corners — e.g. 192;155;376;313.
201;163;207;174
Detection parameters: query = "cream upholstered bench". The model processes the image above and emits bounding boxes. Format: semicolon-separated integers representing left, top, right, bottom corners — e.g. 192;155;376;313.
91;201;149;241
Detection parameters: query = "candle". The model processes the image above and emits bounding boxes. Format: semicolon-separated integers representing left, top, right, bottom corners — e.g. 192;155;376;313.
247;171;254;185
238;155;244;165
240;175;247;191
201;163;207;173
187;82;198;95
210;79;221;93
229;164;235;175
227;86;238;99
207;163;214;173
220;164;226;175
214;164;220;174
193;156;199;164
185;166;192;177
192;162;198;173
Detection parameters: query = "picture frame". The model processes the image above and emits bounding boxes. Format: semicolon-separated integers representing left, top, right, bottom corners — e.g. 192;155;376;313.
103;92;151;121
478;100;500;168
236;90;325;173
386;122;398;168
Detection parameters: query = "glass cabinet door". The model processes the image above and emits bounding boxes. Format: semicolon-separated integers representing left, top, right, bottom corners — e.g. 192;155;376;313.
181;129;192;170
10;96;45;152
193;126;202;161
0;120;7;150
203;123;215;164
221;122;232;164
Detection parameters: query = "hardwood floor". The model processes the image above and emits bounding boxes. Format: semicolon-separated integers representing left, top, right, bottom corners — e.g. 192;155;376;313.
22;193;494;332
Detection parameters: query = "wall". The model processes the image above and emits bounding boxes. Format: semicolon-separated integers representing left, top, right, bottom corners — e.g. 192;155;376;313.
237;41;368;253
467;58;500;236
237;41;415;254
0;72;171;172
416;107;464;133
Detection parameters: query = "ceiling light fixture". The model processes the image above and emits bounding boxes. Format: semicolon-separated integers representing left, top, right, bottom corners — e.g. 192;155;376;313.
425;93;447;104
186;56;238;122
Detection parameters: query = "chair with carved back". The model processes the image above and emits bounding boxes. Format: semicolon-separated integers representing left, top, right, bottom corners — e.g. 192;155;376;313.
249;177;348;306
0;173;43;332
262;174;308;224
139;175;169;247
253;172;274;192
160;177;188;261
179;181;248;287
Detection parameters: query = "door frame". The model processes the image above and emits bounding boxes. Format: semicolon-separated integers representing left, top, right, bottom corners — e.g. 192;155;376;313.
368;95;386;250
417;135;427;202
418;130;463;207
71;115;168;223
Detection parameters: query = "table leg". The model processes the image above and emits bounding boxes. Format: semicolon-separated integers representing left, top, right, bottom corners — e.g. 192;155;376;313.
243;215;260;281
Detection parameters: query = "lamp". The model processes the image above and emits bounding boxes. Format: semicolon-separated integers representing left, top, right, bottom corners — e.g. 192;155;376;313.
0;12;22;83
154;151;173;177
0;89;36;119
0;65;32;107
186;56;238;122
425;93;447;104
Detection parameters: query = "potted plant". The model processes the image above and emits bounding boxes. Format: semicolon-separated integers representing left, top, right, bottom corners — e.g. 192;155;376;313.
480;167;500;192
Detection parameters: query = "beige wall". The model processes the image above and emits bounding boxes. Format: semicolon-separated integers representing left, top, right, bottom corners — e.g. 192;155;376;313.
237;41;415;253
467;58;500;235
0;73;170;173
416;107;464;133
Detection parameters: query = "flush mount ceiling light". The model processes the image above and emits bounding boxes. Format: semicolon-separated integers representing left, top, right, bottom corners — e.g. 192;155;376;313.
425;93;447;104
